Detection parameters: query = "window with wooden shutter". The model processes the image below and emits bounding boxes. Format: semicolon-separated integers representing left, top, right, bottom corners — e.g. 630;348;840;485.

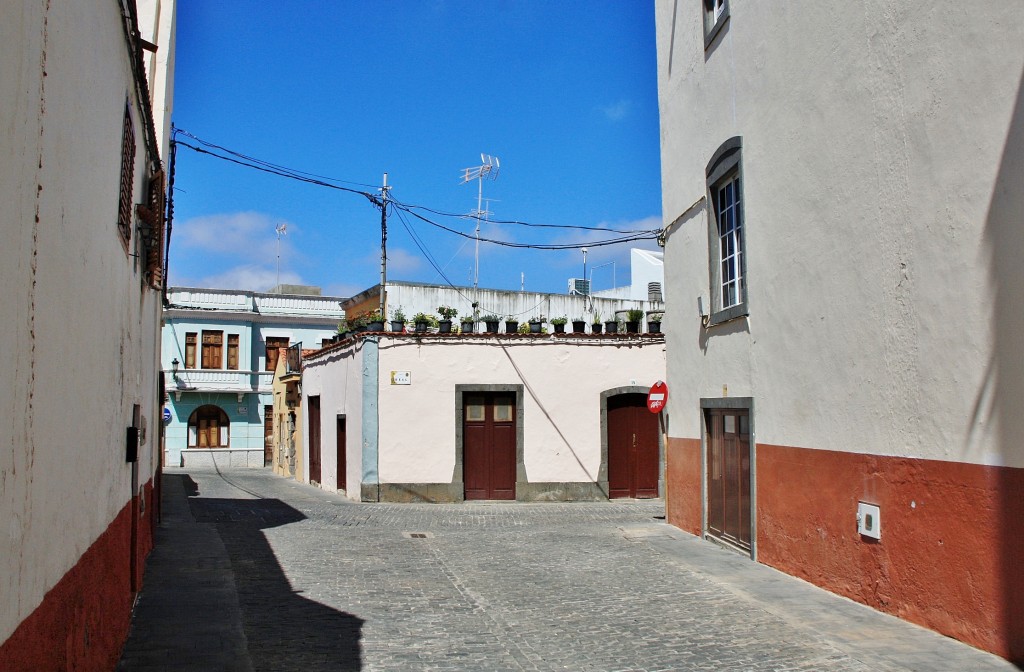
117;103;136;247
227;334;239;370
265;337;289;371
136;168;166;289
185;332;197;369
202;330;223;369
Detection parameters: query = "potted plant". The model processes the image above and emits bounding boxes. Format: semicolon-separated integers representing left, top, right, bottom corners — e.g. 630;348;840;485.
529;315;545;334
412;311;433;334
482;314;500;333
504;316;519;333
437;305;458;334
604;317;619;334
591;312;603;334
647;311;663;334
390;306;406;332
350;313;368;333
336;319;350;341
460;316;476;334
626;308;644;334
571;317;587;334
551;316;568;334
517;321;532;334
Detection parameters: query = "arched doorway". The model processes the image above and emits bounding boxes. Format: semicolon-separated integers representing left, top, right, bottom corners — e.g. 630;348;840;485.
188;405;230;448
605;393;660;498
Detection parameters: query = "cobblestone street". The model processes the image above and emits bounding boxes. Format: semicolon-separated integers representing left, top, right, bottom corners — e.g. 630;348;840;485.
117;468;1016;671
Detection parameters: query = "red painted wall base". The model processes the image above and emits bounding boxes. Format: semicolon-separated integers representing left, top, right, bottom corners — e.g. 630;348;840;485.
665;438;1023;663
0;479;155;671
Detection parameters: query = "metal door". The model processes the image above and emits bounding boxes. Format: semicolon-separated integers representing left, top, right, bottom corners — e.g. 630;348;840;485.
308;396;322;484
607;394;660;498
706;408;751;551
463;393;516;500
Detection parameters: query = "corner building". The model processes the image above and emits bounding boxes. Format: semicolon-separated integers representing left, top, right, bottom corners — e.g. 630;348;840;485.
655;1;1023;662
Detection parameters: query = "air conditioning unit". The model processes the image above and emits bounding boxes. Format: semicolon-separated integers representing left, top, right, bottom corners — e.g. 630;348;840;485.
568;278;591;295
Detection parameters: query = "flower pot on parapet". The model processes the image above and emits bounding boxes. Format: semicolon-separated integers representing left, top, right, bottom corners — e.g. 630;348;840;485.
572;320;586;334
438;320;452;334
367;320;385;332
529;321;543;334
591;322;603;334
647;321;662;334
505;320;518;334
604;321;618;334
390;320;405;333
625;321;640;334
414;321;429;333
461;320;475;334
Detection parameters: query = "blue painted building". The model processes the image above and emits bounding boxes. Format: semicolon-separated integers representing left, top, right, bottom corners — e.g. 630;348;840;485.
162;286;345;467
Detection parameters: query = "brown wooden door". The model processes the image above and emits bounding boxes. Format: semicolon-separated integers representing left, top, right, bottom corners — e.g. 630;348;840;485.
706;408;751;551
463;393;516;500
607;394;660;498
308;395;322;484
336;416;347;492
263;405;274;466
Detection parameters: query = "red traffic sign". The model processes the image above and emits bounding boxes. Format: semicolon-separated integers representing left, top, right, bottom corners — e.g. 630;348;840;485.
647;381;668;413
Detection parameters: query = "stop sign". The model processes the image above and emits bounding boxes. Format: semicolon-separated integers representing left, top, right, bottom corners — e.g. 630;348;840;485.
647;381;668;413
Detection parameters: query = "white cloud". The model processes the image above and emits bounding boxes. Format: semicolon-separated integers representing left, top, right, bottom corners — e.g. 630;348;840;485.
176;211;298;262
180;264;305;293
601;99;633;122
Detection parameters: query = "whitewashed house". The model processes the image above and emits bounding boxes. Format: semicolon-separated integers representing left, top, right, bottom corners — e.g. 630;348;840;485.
1;1;175;668
300;331;666;503
655;0;1023;662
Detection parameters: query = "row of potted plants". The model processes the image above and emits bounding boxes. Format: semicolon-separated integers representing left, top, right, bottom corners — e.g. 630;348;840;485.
335;306;663;339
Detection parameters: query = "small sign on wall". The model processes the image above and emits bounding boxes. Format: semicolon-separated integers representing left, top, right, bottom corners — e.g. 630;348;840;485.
238;406;248;415
391;371;411;385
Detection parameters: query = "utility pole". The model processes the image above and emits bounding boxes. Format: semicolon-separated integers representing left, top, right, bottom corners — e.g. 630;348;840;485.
378;172;390;317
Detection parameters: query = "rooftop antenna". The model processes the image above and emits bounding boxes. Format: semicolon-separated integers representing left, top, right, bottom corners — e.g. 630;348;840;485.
460;154;500;299
275;222;287;290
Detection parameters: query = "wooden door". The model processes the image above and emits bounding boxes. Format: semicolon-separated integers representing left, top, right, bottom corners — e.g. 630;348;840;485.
706;408;751;552
336;416;347;492
308;396;322;484
607;394;660;498
463;393;516;500
263;405;274;466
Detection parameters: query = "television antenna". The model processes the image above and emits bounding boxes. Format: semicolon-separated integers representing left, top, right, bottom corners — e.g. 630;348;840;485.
460;154;500;296
275;222;287;289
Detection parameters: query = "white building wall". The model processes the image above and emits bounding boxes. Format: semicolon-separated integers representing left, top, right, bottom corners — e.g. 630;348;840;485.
0;0;172;655
657;1;1024;468
300;344;366;496
375;339;665;485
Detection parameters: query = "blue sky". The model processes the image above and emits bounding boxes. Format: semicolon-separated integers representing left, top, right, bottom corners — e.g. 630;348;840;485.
169;1;662;298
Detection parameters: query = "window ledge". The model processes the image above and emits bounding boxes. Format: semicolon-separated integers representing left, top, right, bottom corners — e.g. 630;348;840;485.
707;304;748;328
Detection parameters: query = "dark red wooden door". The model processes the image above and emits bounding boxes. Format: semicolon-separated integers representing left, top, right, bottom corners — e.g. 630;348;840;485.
463;393;516;500
308;396;322;484
706;409;751;551
607;394;660;498
263;405;274;467
336;416;347;492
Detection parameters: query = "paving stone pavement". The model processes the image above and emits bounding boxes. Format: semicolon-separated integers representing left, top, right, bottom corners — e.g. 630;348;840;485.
117;467;1018;672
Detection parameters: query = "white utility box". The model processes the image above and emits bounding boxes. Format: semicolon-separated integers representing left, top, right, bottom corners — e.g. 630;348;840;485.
857;502;881;540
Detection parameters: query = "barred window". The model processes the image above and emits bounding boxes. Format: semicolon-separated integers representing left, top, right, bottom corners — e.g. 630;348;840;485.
117;103;136;246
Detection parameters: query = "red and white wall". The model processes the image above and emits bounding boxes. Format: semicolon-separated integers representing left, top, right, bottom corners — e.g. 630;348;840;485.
0;1;174;668
656;0;1023;662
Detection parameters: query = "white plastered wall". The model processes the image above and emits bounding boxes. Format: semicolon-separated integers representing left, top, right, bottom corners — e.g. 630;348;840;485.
0;0;168;642
375;340;666;484
656;1;1024;467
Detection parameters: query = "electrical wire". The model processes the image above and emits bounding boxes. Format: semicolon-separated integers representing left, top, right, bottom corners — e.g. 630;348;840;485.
172;129;660;251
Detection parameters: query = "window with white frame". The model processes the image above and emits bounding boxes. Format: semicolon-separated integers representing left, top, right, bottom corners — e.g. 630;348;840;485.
706;137;747;324
703;0;729;49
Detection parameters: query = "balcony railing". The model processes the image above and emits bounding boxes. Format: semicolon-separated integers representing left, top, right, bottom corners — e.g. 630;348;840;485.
166;369;275;394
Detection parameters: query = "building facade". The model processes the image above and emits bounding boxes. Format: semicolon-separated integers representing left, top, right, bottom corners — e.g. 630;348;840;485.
655;0;1023;662
0;1;175;668
162;287;345;467
300;332;666;502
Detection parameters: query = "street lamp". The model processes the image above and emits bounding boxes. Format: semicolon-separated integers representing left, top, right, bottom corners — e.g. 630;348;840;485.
171;358;179;377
